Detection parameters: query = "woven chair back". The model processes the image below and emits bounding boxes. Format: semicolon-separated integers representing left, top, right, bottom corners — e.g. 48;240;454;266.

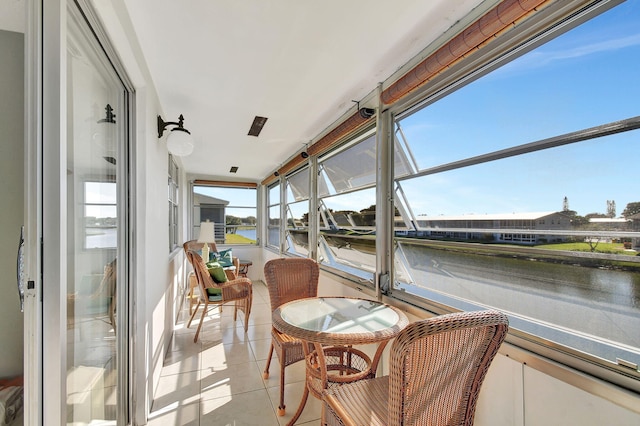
183;239;219;256
388;310;508;426
264;258;319;312
185;250;217;300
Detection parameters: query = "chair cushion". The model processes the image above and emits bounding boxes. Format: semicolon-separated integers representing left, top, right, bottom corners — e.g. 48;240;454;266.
207;261;228;283
206;287;223;301
211;248;233;267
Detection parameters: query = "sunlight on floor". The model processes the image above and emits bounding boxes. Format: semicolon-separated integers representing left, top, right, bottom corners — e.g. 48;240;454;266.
148;281;321;425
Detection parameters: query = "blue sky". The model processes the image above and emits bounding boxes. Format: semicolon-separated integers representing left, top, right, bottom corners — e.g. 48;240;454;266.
399;0;640;217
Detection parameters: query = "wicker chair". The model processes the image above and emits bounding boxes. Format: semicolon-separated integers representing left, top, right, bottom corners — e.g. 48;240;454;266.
263;257;320;416
67;258;117;332
183;240;240;280
183;240;241;314
322;310;509;426
185;250;252;343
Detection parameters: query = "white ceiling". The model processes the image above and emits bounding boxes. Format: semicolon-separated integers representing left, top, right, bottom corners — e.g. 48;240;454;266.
2;0;491;182
120;0;492;182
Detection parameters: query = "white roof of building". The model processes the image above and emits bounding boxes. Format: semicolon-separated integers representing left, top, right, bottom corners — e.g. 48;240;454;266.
194;194;229;206
589;218;629;223
416;212;560;221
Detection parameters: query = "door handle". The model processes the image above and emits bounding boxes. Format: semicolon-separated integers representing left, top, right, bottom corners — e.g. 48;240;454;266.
16;225;25;312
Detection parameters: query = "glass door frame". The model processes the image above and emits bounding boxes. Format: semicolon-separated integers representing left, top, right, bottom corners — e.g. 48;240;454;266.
28;0;135;423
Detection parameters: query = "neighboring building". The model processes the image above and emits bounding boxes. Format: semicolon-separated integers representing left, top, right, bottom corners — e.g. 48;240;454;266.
628;213;640;249
193;193;229;242
415;211;572;244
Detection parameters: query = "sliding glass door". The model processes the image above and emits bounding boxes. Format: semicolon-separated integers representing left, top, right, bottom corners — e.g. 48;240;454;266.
35;0;132;423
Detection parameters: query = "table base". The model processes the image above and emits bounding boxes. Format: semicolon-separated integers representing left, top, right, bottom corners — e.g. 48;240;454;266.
286;344;374;426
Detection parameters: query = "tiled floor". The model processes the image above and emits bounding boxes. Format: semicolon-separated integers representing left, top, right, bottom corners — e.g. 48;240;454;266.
147;280;322;425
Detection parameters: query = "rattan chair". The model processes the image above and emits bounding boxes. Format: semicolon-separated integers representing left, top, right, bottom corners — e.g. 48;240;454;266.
183;240;240;280
263;257;320;416
185;250;252;343
183;240;241;314
322;310;509;426
67;258;117;332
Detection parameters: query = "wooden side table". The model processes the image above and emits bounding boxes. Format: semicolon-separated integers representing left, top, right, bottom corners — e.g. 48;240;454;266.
238;260;252;278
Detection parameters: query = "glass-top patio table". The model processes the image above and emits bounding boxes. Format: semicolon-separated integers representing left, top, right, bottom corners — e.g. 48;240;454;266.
272;296;409;425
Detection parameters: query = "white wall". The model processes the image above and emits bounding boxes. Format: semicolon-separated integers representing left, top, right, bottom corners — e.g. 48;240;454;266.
0;29;25;379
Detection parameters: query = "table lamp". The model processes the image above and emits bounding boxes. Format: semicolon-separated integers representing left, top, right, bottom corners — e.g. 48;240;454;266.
197;220;216;262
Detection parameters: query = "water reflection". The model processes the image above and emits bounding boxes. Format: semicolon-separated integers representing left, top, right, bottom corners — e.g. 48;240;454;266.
400;243;640;354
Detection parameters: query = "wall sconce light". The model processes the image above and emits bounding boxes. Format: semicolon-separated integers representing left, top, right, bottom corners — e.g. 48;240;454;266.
157;114;194;156
93;104;116;155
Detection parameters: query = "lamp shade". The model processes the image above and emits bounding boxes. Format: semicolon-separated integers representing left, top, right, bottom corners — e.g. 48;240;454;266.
167;129;194;156
197;221;216;243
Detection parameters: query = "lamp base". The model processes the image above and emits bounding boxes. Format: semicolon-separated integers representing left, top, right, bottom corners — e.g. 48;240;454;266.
202;243;210;262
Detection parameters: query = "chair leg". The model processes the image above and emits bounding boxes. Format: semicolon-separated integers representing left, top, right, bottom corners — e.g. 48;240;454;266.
243;300;250;332
263;342;274;379
193;304;208;343
277;355;286;416
109;301;116;333
187;301;201;328
287;377;309;424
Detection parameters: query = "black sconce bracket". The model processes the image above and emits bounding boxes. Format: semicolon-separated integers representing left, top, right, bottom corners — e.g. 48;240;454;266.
98;104;116;124
158;114;191;138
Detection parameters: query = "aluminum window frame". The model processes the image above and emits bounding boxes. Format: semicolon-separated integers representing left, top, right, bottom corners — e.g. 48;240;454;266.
383;0;640;392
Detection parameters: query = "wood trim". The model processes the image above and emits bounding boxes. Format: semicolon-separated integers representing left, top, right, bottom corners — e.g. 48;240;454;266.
193;179;257;188
277;153;308;178
306;111;373;157
261;174;279;186
381;0;549;105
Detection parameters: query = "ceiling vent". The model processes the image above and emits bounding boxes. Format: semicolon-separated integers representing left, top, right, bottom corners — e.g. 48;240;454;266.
248;116;268;136
230;166;239;173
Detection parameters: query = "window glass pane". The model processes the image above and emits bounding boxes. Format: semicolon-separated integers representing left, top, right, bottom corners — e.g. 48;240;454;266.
193;185;257;244
393;1;640;369
318;187;376;280
269;182;280;206
286;200;309;256
285;168;310;256
321;134;377;194
67;7;124;421
398;2;640;171
268;204;280;248
287;168;310;202
84;182;117;249
268;183;281;248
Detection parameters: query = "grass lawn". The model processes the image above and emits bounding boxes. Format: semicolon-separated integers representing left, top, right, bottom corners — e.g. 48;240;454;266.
225;233;256;244
538;241;637;256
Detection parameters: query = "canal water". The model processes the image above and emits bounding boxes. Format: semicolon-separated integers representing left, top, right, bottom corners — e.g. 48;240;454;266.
399;243;640;365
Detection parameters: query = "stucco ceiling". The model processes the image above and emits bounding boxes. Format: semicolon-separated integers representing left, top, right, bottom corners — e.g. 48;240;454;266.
3;0;492;183
116;0;496;182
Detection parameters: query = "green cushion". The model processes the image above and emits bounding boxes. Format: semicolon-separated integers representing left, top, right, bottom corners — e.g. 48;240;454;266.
206;287;223;301
207;261;228;284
